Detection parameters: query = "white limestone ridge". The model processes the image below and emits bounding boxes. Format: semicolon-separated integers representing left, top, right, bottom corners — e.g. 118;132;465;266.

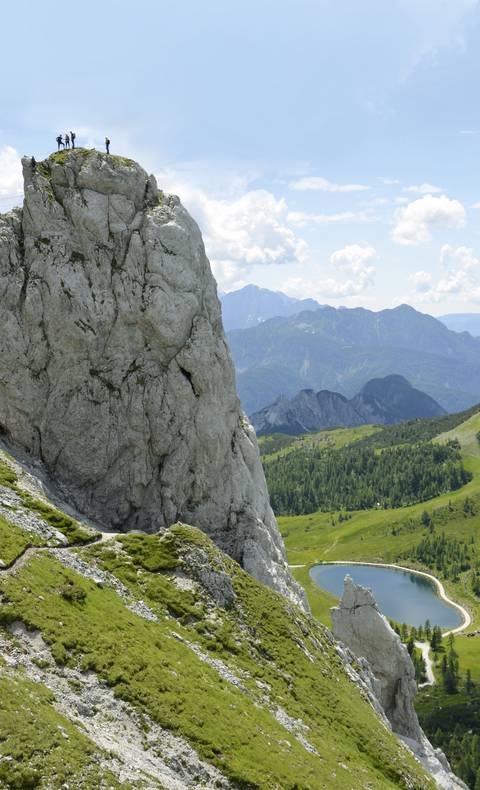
0;150;305;608
332;576;467;790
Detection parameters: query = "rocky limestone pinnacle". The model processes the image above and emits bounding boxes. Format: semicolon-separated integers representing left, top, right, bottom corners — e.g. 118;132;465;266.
332;575;468;790
0;149;305;607
332;574;421;739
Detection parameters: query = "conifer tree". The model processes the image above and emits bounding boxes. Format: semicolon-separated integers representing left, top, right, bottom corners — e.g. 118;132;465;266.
465;669;475;695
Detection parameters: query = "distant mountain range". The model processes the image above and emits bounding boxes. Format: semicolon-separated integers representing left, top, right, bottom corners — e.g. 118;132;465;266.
223;289;480;414
251;374;445;435
438;313;480;337
220;284;320;331
221;286;480;341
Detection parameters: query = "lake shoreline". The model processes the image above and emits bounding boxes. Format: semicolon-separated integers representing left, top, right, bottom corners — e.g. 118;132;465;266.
324;560;471;636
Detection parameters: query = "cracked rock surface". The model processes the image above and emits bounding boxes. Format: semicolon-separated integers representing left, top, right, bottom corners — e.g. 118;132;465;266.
0;150;303;607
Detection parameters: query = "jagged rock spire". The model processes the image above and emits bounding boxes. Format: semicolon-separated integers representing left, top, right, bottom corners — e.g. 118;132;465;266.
332;575;468;789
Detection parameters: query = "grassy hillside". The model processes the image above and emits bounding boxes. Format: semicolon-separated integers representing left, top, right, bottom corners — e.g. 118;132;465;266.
279;413;480;673
278;411;480;786
435;410;480;453
263;413;475;516
0;452;432;789
258;406;480;462
258;424;379;459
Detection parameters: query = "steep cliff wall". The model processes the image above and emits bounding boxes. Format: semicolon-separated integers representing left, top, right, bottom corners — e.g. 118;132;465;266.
0;149;302;604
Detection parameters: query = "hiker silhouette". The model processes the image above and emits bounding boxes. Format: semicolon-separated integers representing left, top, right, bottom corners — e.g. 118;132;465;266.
56;135;64;150
105;137;110;155
65;133;70;149
70;131;76;149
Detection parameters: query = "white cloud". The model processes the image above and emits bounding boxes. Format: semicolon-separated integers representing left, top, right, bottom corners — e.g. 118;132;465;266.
440;244;480;272
0;146;23;209
411;245;480;303
282;273;372;300
210;260;250;292
403;183;442;194
329;243;377;291
289;176;369;193
155;171;308;291
470;201;480;209
379;177;401;185
287;210;376;227
201;189;308;267
282;243;378;301
392;194;466;245
330;243;377;273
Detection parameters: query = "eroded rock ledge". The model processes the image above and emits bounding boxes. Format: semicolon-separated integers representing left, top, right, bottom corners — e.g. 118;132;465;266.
0;149;303;606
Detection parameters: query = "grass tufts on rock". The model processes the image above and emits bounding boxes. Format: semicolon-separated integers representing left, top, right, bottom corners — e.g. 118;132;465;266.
0;460;92;545
0;672;128;789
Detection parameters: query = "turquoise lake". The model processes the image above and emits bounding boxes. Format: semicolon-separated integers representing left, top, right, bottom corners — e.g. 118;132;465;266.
309;563;463;628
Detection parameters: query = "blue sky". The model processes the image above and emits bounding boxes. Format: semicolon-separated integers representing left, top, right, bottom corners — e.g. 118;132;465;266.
2;0;480;313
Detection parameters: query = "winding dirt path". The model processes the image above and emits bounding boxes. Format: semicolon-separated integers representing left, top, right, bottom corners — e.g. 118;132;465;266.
0;531;119;576
324;536;339;555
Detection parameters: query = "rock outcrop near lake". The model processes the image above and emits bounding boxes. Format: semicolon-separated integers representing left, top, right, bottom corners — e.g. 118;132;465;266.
0;149;302;604
332;576;468;790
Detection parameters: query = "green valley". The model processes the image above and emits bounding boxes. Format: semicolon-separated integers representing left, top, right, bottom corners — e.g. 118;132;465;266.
272;408;480;787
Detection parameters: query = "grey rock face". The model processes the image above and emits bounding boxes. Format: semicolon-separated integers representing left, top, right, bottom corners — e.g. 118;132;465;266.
332;576;467;790
0;150;304;607
332;575;421;740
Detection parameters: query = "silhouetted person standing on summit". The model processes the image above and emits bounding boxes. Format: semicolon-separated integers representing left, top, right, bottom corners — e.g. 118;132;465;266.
31;156;36;171
105;137;110;155
56;134;64;150
65;133;70;149
70;131;76;149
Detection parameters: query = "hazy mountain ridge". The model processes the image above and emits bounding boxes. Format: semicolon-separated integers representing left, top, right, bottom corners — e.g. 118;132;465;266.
220;284;320;330
439;313;480;337
227;302;480;414
252;374;445;435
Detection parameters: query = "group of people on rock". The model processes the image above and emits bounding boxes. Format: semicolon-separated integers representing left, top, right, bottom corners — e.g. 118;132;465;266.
56;131;76;150
55;132;111;154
